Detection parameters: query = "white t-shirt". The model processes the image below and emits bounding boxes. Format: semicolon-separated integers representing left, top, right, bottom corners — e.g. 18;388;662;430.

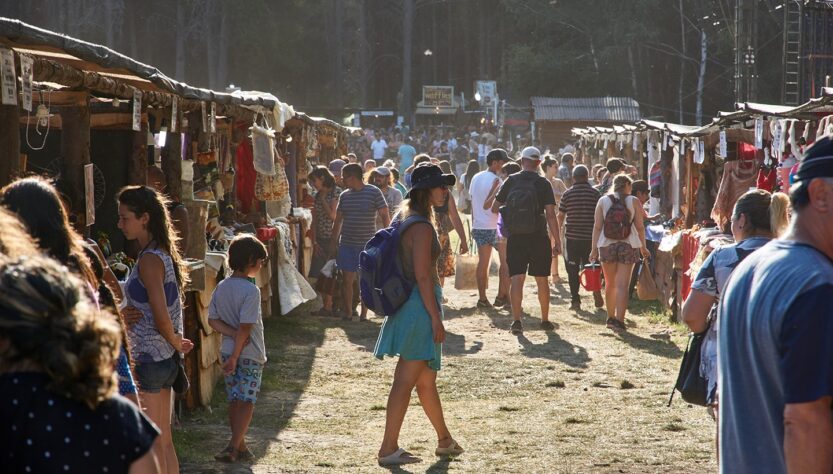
371;139;387;160
595;194;642;249
469;170;500;230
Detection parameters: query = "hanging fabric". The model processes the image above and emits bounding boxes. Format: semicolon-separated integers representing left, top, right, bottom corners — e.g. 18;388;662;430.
251;115;277;176
235;139;257;214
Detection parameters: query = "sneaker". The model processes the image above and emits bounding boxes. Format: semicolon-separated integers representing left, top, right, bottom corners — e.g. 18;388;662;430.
493;296;508;308
236;448;255;462
540;320;555;331
593;291;605;308
510;320;523;335
476;299;493;309
569;300;581;311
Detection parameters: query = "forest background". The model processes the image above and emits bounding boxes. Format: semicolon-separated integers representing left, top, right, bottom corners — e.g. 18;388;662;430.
0;0;790;125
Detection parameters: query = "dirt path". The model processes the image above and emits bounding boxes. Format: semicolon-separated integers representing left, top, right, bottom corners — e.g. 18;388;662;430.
177;272;717;473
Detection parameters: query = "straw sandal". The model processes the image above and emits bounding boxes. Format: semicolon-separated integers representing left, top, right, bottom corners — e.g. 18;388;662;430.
378;448;421;466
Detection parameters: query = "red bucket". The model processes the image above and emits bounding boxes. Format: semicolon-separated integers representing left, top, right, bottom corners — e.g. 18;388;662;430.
580;263;602;292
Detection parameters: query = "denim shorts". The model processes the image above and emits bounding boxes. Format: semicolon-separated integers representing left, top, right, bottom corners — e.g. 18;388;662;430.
472;229;498;249
133;355;178;393
221;354;264;404
337;244;363;273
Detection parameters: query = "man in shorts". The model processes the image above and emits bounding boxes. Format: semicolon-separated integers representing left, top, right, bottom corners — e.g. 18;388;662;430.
492;146;561;334
468;148;510;307
330;163;390;320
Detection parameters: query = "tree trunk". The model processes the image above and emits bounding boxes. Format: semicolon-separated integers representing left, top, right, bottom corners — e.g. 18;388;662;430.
175;1;187;81
678;0;686;124
628;45;638;99
104;0;115;47
401;0;414;126
334;0;344;107
60;105;91;231
216;4;228;90
695;29;708;126
478;7;486;78
204;2;218;90
0;103;20;187
358;0;370;107
431;2;438;84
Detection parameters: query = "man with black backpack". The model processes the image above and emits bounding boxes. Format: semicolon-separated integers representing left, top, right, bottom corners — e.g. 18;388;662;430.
492;146;561;334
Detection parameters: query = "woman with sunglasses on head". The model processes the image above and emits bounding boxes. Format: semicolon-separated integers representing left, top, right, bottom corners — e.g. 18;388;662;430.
374;163;464;466
117;186;193;474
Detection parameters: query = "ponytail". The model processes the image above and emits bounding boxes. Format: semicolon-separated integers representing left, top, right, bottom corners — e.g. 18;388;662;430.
769;192;791;238
733;189;777;236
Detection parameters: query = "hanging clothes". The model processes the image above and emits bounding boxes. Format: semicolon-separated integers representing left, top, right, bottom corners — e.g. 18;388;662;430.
756;167;777;192
235;140;257;214
711;143;759;229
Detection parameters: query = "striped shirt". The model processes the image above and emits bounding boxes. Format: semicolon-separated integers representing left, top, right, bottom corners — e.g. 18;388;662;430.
337;184;387;247
558;182;601;240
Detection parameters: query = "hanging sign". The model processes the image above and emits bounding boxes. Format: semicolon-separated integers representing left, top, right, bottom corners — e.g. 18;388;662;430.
422;86;454;107
692;138;700;163
84;164;95;226
200;101;207;132
170;96;178;133
663;131;670;150
699;139;705;163
132;89;142;131
209;102;216;133
19;54;33;112
632;132;639;151
0;48;17;105
719;130;728;157
773;122;782;153
754;118;764;149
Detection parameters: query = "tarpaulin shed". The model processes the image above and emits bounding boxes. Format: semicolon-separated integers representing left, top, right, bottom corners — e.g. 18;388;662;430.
532;96;641;150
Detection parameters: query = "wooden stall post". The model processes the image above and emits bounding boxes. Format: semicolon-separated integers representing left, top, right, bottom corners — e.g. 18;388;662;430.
60;104;91;230
0;101;20;187
162;130;183;201
128;120;148;185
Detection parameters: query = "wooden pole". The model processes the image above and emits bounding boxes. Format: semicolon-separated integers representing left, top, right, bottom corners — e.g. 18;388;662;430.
128;120;148;185
162;131;183;201
60;104;91;230
0;102;20;187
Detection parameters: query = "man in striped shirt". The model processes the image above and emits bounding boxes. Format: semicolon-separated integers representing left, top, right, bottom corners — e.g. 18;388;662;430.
557;165;604;310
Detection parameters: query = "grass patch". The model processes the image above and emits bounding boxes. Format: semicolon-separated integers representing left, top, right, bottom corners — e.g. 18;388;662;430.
316;462;335;468
370;404;385;411
498;406;520;412
546;380;566;388
620;380;636;389
663;423;687;432
564;417;587;425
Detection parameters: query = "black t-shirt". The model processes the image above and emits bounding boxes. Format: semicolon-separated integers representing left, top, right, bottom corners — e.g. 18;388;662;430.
495;170;556;234
1;372;159;473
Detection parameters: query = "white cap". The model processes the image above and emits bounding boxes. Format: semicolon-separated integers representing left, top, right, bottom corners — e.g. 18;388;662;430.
521;146;542;161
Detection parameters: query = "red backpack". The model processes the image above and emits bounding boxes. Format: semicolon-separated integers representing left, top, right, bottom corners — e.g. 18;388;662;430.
603;195;632;240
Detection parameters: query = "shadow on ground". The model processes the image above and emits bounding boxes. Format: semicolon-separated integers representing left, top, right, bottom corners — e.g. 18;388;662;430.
516;330;591;368
177;301;325;473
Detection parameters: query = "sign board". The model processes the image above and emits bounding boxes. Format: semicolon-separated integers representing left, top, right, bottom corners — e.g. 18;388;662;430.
0;48;16;105
754;117;764;149
170;96;178;132
475;80;497;105
360;110;394;116
719;130;728;156
132;89;142;131
422;86;454;108
20;55;33;112
84;164;95;226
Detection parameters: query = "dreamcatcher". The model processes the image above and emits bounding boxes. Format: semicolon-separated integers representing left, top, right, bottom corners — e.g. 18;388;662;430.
46;158;107;209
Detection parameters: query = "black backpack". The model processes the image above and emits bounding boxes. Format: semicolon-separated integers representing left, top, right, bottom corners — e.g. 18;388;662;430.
667;325;710;407
500;176;540;236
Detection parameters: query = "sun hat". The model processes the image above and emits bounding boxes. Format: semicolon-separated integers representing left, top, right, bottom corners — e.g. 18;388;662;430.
520;146;542;161
405;163;456;198
486;148;510;165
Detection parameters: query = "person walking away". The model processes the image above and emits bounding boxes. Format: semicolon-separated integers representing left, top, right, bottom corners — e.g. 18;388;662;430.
309;166;342;317
434;161;469;289
398;137;417;177
371;166;403;228
597;158;626;194
590;175;649;331
543;156;568;286
374;164;463;466
452;135;471;177
469;149;510;308
716;138;833;473
557;165;604;311
208;235;269;462
371;134;388;165
681;189;776;460
391;168;408;199
329;158;347;188
405;154;432;188
492;147;562;334
330;163;391;321
628;180;662;298
0;256;161;473
484;161;521;310
117;186;194;474
558;153;575;188
146;166;190;256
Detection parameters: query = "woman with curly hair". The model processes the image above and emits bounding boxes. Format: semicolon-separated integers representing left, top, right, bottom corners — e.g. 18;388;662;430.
118;185;193;473
0;255;160;472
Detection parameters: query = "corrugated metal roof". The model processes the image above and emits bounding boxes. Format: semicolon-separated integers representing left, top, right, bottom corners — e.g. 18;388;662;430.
531;96;641;122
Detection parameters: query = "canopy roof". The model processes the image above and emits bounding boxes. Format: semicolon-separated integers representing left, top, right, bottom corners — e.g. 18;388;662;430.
531;96;641;122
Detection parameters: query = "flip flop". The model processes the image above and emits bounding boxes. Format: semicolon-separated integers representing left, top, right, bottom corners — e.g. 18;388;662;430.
378;448;421;466
435;439;464;457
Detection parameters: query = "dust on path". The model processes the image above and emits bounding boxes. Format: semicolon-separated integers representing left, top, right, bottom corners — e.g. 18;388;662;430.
178;273;716;474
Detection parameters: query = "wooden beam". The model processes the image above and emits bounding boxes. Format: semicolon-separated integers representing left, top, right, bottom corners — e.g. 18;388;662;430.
0;103;21;187
60;106;91;230
162;131;183;201
20;112;148;130
127;120;148;186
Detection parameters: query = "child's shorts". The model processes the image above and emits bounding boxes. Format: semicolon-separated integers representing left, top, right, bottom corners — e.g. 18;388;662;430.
221;354;264;403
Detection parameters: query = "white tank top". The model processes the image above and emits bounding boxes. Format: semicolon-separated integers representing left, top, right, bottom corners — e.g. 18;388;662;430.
596;194;642;249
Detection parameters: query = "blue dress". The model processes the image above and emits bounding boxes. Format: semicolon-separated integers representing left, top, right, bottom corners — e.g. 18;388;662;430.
373;217;443;371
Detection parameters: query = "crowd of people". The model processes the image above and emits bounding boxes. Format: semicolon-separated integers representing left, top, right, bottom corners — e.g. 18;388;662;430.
1;125;831;471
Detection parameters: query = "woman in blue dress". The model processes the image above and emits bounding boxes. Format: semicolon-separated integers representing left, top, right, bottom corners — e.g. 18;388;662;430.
374;163;464;466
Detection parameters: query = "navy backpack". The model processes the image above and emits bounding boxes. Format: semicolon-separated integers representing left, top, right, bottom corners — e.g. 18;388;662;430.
358;214;429;316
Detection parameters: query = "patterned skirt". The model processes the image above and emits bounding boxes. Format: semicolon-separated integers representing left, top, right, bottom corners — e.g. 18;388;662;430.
600;241;641;264
437;231;456;278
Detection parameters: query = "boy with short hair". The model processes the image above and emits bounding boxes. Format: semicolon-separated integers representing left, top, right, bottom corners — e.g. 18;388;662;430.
208;234;268;463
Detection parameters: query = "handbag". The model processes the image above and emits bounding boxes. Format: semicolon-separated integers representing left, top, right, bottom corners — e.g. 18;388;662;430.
636;258;659;300
172;351;190;395
667;326;709;407
454;222;479;290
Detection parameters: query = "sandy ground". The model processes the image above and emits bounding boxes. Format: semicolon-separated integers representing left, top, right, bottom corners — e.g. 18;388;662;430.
176;267;716;474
